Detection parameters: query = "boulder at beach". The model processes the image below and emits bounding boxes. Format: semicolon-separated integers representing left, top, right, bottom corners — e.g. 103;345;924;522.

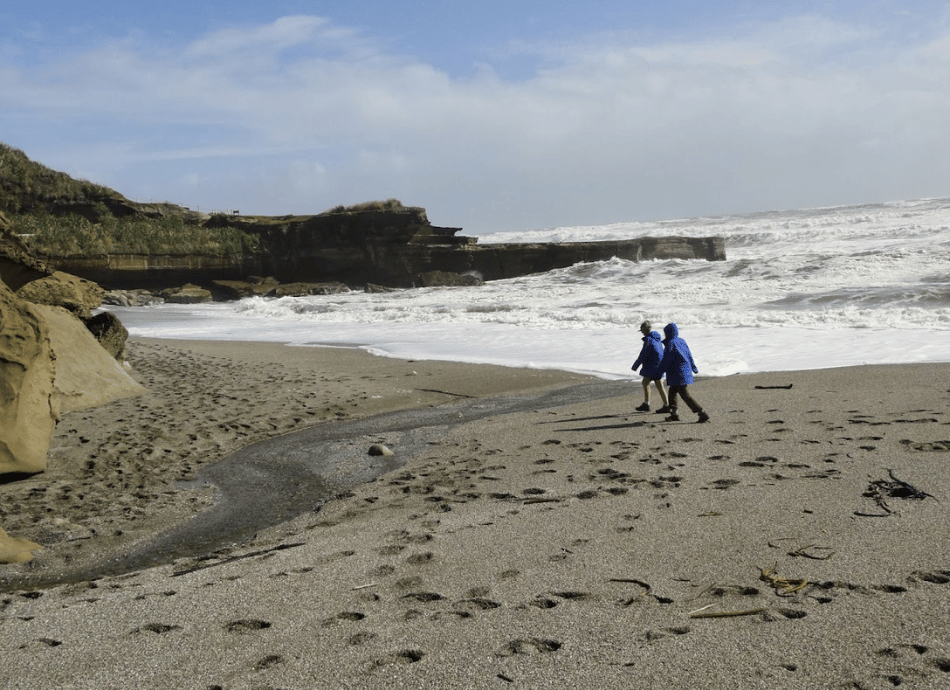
15;270;105;319
83;310;130;361
0;525;42;564
0;280;57;475
31;304;146;413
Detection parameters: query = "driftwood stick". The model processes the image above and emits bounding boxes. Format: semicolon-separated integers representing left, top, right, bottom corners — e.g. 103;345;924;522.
689;607;766;618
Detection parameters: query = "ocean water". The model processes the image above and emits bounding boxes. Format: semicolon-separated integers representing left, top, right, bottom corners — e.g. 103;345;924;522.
110;197;950;379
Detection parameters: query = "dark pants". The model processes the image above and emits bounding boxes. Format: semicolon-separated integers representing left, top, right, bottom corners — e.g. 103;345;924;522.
668;385;703;414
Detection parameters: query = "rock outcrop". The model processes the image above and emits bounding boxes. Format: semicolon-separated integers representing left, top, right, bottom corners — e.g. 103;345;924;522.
0;525;42;564
0;279;57;476
32;304;146;414
1;289;146;479
1;217;145;563
418;270;485;287
210;279;348;300
0;211;52;290
82;311;130;361
161;283;213;304
15;270;105;319
469;236;725;281
48;204;726;292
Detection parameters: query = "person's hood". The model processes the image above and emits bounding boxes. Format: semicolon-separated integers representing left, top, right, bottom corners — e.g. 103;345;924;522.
663;323;679;340
644;331;661;343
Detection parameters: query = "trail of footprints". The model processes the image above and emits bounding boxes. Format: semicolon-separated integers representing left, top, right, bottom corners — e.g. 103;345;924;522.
7;402;949;686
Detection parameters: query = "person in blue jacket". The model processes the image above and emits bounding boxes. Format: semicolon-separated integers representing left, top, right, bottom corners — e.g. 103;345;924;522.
631;320;670;413
659;323;710;423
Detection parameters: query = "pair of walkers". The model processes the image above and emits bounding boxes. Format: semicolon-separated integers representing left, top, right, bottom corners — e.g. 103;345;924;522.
631;321;709;423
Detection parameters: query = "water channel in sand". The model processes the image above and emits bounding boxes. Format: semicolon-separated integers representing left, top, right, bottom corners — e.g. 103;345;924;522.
3;380;631;590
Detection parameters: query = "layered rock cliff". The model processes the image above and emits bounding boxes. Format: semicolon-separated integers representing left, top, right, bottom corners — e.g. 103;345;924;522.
49;205;725;291
4;143;725;292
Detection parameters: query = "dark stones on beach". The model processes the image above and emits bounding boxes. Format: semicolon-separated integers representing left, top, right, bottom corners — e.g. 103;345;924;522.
83;310;130;361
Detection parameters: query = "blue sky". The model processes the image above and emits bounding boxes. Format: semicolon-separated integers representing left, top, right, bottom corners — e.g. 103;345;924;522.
3;1;950;233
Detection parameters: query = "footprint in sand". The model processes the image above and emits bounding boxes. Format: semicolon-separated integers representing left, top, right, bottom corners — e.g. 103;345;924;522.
864;644;950;687
911;570;950;585
19;638;62;649
453;598;502;617
497;638;562;656
252;654;282;671
369;649;425;670
347;631;377;645
224;619;272;633
322;611;366;627
640;626;690;643
132;623;182;635
402;591;444;602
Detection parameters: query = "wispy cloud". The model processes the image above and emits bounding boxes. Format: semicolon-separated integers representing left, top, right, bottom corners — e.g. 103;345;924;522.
185;15;331;57
3;13;949;231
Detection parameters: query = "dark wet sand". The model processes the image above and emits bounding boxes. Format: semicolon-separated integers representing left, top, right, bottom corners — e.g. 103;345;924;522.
2;340;949;689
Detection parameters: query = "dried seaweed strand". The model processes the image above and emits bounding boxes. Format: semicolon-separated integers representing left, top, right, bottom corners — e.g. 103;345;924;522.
759;564;808;595
789;544;835;560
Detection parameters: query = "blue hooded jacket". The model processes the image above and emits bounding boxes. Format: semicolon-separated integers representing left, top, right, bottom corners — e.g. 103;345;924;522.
659;323;699;386
632;331;664;379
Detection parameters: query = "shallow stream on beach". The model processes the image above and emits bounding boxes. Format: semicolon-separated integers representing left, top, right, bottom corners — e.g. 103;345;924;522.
2;379;631;590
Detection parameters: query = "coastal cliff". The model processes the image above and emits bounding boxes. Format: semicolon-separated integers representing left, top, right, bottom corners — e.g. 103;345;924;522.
3;143;725;292
48;205;725;290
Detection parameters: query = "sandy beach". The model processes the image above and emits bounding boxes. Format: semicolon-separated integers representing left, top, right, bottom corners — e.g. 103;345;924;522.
2;338;949;689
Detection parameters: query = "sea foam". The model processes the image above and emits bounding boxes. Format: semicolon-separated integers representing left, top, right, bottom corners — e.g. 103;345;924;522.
110;197;950;378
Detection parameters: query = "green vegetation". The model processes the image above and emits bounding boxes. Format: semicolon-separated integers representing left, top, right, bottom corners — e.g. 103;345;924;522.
10;211;258;257
321;198;407;215
2;142;260;257
15;209;260;257
0;142;120;213
2;142;411;258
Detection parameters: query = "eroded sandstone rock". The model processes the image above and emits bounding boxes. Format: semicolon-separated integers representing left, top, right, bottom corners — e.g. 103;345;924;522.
101;289;164;307
31;305;146;413
0;525;42;564
0;280;57;476
16;270;105;319
161;283;212;303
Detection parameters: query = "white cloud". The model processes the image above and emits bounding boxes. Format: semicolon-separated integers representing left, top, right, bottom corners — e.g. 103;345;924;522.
185;15;331;58
4;13;950;232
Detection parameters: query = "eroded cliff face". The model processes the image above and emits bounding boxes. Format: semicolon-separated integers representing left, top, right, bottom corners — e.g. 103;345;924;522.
0;211;52;290
49;206;726;291
0;279;57;476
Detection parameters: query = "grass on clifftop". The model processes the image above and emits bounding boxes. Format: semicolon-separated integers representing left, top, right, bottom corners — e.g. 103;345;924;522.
2;142;260;257
2;141;414;257
16;209;260;257
321;198;407;214
0;142;120;212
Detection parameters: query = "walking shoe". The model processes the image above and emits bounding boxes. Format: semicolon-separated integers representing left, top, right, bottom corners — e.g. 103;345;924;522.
697;411;710;423
655;406;671;414
636;403;650;412
664;413;680;422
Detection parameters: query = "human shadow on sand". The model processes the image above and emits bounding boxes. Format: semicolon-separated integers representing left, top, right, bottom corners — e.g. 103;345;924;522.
555;420;655;433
